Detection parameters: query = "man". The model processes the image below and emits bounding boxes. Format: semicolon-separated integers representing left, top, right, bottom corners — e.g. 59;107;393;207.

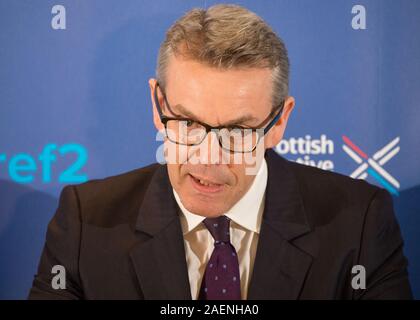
29;4;412;299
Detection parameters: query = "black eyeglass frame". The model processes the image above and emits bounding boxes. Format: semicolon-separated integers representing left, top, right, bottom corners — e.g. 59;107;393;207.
153;82;284;153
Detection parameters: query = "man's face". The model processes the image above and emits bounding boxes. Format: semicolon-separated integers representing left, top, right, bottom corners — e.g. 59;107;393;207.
150;55;294;217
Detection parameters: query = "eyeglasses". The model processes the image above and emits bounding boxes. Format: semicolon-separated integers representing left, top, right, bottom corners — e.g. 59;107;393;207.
153;82;284;153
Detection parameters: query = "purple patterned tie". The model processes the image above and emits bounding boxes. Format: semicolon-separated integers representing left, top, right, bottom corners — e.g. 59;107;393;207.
198;215;241;300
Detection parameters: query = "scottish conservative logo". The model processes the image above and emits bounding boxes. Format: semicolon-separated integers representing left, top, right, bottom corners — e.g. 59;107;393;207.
342;136;400;196
274;135;401;196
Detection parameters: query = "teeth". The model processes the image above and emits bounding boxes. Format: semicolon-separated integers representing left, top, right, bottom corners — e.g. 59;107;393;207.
199;179;214;187
199;179;209;186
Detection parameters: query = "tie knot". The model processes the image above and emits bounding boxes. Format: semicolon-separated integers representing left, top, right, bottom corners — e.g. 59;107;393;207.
203;215;231;244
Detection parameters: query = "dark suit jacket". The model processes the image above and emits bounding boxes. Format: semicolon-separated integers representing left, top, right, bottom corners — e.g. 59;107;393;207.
28;150;412;299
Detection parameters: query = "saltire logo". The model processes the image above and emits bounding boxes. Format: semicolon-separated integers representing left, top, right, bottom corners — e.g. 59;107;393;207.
342;136;400;196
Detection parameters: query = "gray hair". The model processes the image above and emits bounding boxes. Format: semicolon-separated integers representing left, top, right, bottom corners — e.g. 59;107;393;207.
156;4;290;108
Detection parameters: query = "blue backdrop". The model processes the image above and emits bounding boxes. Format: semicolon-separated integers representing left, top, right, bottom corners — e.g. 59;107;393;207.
1;0;419;299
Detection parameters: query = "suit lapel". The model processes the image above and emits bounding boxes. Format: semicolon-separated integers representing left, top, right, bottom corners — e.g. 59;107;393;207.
248;150;315;299
129;165;192;300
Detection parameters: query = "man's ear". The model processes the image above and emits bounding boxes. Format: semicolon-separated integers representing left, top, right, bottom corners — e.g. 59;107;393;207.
149;78;164;131
264;96;295;149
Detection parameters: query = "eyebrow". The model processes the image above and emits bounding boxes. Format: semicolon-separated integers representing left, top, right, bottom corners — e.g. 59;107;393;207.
170;103;260;127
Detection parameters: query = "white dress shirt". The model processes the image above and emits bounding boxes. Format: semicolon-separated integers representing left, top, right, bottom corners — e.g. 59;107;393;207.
173;159;268;299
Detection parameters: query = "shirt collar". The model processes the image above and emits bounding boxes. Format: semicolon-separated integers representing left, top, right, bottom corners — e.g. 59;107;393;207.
174;158;268;235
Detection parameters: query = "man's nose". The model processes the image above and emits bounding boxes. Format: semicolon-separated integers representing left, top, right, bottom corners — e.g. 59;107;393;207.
198;130;225;165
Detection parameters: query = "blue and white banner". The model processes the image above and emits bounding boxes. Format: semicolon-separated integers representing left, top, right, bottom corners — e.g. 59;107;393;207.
1;0;419;299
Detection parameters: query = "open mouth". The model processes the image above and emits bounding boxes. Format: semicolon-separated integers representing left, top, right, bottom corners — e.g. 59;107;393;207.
189;174;224;193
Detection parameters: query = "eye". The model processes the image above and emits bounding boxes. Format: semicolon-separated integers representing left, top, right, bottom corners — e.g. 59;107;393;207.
228;127;254;137
186;120;194;127
226;126;241;131
228;126;247;133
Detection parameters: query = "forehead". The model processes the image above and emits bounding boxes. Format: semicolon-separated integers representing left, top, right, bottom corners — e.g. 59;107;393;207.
164;55;273;120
